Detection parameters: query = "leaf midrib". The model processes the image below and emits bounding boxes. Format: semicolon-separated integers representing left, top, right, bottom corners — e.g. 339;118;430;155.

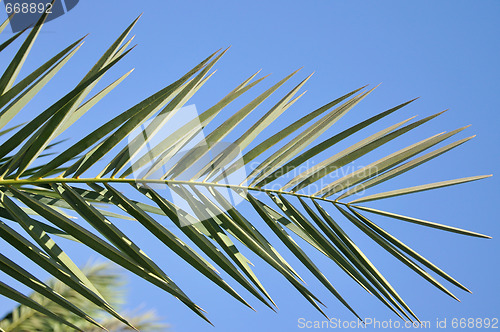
0;177;338;203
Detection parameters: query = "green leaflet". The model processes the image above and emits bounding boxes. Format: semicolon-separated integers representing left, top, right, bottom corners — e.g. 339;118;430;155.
269;194;361;319
200;73;312;181
32;48;218;180
0;49;133;177
107;70;217;177
0;219;133;329
166;69;301;180
134;184;254;311
55;69;134;135
53;183;176;289
0;35;86;111
95;182;259;310
296;197;373;293
0;253;105;330
51;14;141;140
0;4;50;95
7;185;208;322
119;71;267;179
245;193;329;318
0;42;84;130
0;28;27;54
257;98;418;190
349;175;492;204
0;123;24;137
72;49;227;178
4;186;135;221
288;115;418;192
0;280;83;332
319;122;465;198
351;205;491;238
0;192;104;299
298;198;404;319
190;186;277;307
346;206;472;293
207;186;303;282
214;86;368;183
298;111;448;193
252;87;376;187
237;190;328;257
337;135;475;200
312;200;416;321
10;49;134;178
336;205;460;301
0;206;75;241
208;90;306;184
170;184;270;310
0;12;14;35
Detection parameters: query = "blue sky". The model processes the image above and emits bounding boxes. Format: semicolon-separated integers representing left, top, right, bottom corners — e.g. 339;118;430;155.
0;1;499;331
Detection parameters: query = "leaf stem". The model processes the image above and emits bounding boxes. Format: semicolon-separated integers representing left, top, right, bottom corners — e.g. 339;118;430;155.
0;177;343;204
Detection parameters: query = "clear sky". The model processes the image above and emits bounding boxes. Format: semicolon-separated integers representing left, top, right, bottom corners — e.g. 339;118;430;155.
0;1;499;331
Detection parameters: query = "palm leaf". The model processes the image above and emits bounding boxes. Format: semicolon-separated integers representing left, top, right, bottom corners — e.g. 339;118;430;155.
0;2;52;95
0;14;491;330
0;261;168;331
348;175;491;204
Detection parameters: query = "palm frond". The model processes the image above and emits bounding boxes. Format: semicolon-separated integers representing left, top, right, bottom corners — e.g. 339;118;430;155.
0;14;491;331
0;261;168;332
